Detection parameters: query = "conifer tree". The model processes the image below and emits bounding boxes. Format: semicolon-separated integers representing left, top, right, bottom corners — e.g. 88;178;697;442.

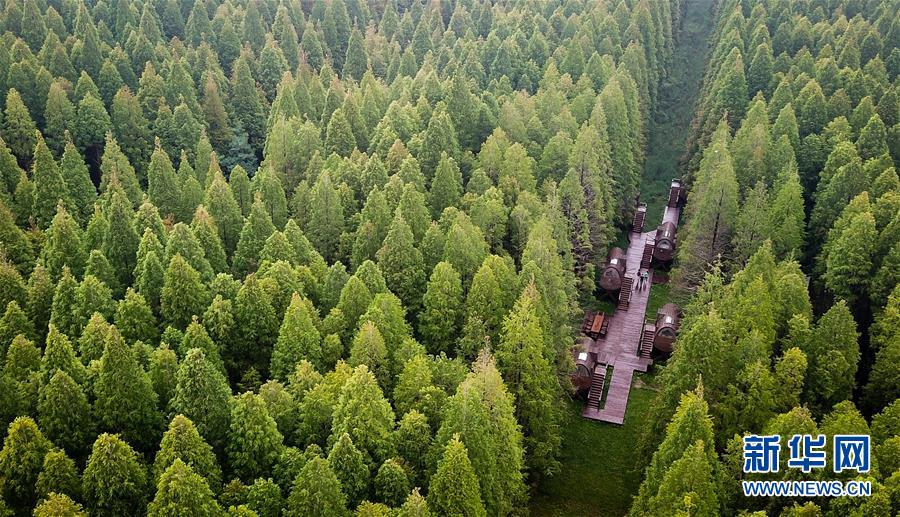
33;493;86;517
824;211;877;304
102;185;140;288
31;136;70;229
48;268;78;339
82;433;148;516
327;432;370;507
38;370;92;458
349;321;390;392
343;29;369;81
148;459;222;517
429;153;462;218
419;262;463;356
72;274;115;334
160;254;208;331
271;293;323;380
233;274;279;375
230;53;267;154
115;288;158;345
1;90;37;166
35;449;81;502
496;283;562;477
0;417;51;512
227;392;284;482
94;326;160;451
147;141;180;220
191;206;228;274
73;94;110;166
204;170;244;256
419;104;460;177
153;414;222;491
330;365;396;466
647;441;720;516
234;195;277;276
307;171;345;263
40;324;85;385
1;301;33;356
170;348;232;451
432;352;525;516
427;435;486;517
767;166;806;259
630;388;717;516
675;120;739;290
59;137;97;224
286;455;347;517
110;87;151;171
377;212;425;315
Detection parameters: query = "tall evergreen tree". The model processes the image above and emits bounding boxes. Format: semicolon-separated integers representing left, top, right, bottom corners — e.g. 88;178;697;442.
169;348;232;451
31;135;70;229
94;326;160;450
427;435;486;517
147;459;222;517
496;283;562;477
227;392;284;482
82;433;148;516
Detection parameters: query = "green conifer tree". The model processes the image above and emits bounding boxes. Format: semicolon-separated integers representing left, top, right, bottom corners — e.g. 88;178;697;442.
427;435;486;517
148;459;222;517
169;348;232;451
227;392;285;482
82;433;148;516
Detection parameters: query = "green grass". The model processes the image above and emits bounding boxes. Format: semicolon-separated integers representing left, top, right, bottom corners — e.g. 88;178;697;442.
530;378;656;516
640;0;716;231
645;283;671;321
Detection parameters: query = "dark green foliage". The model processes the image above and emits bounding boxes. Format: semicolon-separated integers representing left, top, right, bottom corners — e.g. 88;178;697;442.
170;348;232;451
0;417;51;512
227;392;284;482
271;293;322;379
82;433;148;516
327;432;369;507
94;326;160;451
286;455;347;516
374;458;409;508
161;255;208;331
148;459;222;516
35;449;81;503
427;435;485;517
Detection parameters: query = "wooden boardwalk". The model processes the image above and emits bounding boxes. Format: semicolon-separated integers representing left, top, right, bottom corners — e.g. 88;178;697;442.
581;226;662;424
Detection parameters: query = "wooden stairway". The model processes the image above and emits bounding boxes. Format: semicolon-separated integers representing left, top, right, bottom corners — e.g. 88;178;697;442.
639;326;654;359
586;364;607;411
618;277;633;310
632;207;646;233
667;183;681;207
640;240;654;269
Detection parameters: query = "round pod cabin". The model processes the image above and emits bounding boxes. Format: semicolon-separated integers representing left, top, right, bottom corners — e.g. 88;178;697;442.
599;247;627;292
572;346;596;393
653;303;680;353
653;222;677;262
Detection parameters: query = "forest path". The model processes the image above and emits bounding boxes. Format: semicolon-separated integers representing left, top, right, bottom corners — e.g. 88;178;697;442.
531;1;719;514
639;0;717;230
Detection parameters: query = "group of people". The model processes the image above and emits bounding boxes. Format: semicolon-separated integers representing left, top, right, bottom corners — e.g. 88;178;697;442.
635;269;650;291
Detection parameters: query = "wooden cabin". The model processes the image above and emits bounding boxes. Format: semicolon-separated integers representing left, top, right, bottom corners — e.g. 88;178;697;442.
572;347;597;393
653;303;681;353
667;178;686;207
599;247;627;292
653;221;677;262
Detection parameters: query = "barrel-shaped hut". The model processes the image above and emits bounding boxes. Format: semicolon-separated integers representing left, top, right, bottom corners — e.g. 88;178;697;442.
599;247;627;292
653;222;677;262
653;303;681;353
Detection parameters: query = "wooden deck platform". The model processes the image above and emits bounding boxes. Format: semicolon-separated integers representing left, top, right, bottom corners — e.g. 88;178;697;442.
581;228;656;424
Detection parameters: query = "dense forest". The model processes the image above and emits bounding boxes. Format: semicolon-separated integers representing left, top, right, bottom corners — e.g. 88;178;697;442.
0;0;895;515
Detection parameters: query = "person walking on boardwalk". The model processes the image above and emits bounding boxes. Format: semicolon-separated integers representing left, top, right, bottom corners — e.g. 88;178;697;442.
641;270;649;290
